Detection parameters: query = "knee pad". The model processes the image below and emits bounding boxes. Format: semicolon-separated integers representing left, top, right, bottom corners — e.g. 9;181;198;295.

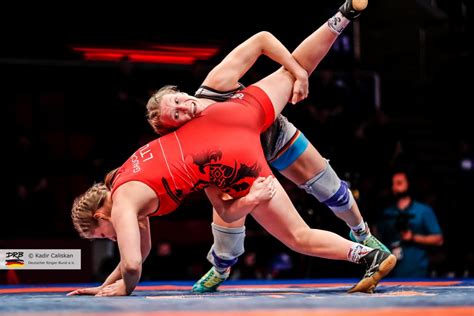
206;223;245;269
298;160;355;213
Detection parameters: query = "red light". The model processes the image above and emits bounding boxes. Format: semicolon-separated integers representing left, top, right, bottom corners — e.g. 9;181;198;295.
72;45;220;65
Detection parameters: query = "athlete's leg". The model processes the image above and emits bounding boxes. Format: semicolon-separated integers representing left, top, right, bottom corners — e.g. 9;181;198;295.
255;0;366;116
251;179;353;258
256;0;388;251
280;143;390;252
195;0;370;292
264;114;388;251
192;210;246;293
291;0;368;76
207;211;246;271
250;178;396;293
281;144;389;252
264;117;362;226
281;144;363;226
194;142;387;293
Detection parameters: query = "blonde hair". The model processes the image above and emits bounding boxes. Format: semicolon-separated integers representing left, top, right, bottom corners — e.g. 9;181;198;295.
146;85;180;135
71;183;108;239
104;167;119;191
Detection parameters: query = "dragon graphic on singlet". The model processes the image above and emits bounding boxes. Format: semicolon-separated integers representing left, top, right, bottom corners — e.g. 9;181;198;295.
161;149;261;204
191;149;260;194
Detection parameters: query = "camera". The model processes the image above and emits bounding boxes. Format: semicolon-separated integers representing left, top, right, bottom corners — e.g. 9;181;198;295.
395;212;414;232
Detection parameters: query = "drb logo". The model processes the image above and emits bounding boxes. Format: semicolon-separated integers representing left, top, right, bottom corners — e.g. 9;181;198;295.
1;251;25;268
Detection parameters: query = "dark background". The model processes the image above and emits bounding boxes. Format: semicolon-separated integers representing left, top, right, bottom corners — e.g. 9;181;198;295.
1;1;472;284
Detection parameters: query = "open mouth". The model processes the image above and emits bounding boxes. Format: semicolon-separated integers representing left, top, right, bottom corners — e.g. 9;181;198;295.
192;102;196;117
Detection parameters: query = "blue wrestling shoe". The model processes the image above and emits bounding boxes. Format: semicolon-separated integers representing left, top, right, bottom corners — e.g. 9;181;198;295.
339;0;368;20
349;226;391;253
348;249;397;293
192;267;230;293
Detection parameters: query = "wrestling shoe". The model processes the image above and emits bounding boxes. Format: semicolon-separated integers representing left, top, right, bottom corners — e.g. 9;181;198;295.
339;0;368;20
349;229;391;253
348;249;397;293
192;267;230;293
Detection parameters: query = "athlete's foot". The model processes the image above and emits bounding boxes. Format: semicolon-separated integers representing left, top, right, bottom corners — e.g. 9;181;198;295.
348;249;397;294
339;0;368;20
192;267;230;293
349;227;391;253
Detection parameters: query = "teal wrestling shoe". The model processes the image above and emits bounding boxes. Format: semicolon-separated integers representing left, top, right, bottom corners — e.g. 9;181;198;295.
192;267;230;293
349;227;391;253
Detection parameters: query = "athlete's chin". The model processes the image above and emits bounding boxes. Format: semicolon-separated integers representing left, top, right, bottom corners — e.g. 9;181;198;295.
193;110;203;117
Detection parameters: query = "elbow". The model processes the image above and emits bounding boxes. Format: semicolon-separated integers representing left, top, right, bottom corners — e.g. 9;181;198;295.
256;31;274;50
257;31;273;39
122;260;142;275
142;246;151;263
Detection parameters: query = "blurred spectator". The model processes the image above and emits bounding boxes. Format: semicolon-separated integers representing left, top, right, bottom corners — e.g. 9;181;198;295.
267;252;295;279
377;170;444;278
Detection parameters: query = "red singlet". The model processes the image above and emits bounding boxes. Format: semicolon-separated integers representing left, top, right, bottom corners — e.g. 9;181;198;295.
111;86;275;216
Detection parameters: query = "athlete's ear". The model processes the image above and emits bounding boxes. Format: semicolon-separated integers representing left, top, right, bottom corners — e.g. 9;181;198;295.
93;212;110;221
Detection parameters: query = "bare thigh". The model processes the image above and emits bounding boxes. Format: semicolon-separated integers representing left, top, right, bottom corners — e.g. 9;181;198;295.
250;179;310;248
279;143;326;186
253;68;294;117
250;179;354;260
213;208;246;227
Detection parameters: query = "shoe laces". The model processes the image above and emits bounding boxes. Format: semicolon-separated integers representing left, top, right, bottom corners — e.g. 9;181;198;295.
203;268;228;285
364;235;385;248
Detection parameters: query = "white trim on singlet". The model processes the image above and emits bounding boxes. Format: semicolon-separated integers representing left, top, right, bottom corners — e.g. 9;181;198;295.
194;84;245;101
173;132;195;187
158;138;178;190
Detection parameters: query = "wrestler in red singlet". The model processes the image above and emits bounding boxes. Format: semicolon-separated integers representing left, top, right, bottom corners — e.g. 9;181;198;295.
111;86;275;216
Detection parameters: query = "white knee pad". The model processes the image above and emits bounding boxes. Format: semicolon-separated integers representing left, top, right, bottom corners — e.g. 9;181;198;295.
298;160;355;213
206;223;245;269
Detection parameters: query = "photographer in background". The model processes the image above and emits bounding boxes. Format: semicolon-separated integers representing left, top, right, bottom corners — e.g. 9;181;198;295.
377;170;443;278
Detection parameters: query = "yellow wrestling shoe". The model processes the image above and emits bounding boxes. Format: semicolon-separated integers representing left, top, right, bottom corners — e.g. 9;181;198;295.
192;267;230;293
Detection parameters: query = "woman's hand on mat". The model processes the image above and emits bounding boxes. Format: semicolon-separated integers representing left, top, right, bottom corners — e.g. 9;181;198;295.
95;280;127;296
66;286;103;296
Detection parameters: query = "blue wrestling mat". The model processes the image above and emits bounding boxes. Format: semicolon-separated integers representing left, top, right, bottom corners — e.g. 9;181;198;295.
1;279;473;316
